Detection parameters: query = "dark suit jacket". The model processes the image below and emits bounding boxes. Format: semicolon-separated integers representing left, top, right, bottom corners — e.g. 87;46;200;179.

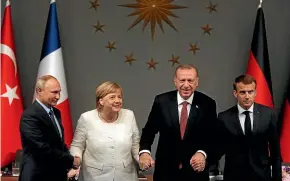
140;90;217;181
19;101;74;181
216;103;282;181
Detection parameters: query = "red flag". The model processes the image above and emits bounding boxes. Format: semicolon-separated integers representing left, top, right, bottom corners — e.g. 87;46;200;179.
246;7;274;108
1;0;24;167
280;80;290;162
34;0;73;146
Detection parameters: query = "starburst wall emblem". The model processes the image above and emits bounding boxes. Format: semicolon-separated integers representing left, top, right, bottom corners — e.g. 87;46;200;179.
119;0;187;40
88;0;219;70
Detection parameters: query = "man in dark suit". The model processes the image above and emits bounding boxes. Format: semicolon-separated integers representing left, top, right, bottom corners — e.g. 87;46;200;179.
216;74;282;181
19;75;80;181
139;64;217;181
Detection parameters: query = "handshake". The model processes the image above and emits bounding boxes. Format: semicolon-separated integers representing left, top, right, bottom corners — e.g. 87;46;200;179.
138;153;155;171
67;156;81;180
73;156;81;167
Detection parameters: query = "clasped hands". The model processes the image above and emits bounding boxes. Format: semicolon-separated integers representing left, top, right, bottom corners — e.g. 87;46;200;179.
190;152;206;172
138;152;206;172
67;156;81;179
138;153;155;171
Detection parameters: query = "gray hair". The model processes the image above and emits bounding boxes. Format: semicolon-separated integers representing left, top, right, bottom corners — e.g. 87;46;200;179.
35;75;57;90
175;64;199;77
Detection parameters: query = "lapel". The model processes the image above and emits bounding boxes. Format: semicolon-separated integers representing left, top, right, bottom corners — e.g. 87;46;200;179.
252;103;260;135
53;107;63;134
232;106;245;136
168;92;180;131
232;104;260;136
52;107;64;139
183;94;200;139
33;101;63;140
168;91;200;140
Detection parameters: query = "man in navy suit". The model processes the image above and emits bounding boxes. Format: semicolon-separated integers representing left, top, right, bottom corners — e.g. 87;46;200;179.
139;64;217;181
19;75;80;181
216;74;282;181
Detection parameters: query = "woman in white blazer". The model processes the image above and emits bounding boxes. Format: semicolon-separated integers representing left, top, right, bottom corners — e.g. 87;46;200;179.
70;81;140;181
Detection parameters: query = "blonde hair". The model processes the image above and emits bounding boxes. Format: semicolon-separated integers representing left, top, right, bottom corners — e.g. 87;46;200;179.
95;81;122;109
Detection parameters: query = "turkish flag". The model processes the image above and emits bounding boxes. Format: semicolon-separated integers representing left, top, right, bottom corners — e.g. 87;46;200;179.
1;0;24;167
246;7;274;108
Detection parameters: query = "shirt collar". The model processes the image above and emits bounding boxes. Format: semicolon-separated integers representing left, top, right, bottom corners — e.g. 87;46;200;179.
237;103;254;115
36;99;52;114
177;91;194;105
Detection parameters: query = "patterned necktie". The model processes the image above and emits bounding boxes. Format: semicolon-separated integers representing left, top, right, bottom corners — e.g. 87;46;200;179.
180;101;189;139
243;111;252;136
49;110;62;139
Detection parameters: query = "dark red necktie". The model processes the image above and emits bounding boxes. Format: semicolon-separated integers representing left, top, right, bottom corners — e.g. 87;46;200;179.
180;101;188;140
179;101;189;169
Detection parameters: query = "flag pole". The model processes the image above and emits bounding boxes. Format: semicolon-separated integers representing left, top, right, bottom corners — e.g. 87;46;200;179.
258;0;263;8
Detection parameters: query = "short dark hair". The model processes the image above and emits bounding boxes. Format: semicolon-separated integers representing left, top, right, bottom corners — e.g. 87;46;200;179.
233;74;256;90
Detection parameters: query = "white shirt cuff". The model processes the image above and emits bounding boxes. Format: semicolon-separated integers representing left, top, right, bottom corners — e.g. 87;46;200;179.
139;150;151;155
197;150;207;159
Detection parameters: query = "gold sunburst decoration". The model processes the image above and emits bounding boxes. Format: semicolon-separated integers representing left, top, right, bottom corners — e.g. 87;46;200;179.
119;0;187;40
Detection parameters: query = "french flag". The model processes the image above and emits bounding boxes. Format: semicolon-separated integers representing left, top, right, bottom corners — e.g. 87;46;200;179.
36;0;73;146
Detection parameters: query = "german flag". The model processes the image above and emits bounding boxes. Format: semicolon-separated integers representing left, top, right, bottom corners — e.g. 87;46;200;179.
280;80;290;162
246;7;273;108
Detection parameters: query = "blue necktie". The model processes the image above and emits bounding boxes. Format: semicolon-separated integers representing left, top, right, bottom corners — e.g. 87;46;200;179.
49;110;62;139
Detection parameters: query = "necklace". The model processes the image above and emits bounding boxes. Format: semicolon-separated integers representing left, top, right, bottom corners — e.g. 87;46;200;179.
98;111;118;123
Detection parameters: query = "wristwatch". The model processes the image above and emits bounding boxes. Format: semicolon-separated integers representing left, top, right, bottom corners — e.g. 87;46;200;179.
72;165;79;170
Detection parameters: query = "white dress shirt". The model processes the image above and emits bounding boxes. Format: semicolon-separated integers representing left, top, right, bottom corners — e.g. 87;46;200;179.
177;91;193;121
237;104;254;133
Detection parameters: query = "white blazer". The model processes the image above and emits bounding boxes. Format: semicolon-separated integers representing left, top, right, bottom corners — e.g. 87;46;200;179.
70;109;140;181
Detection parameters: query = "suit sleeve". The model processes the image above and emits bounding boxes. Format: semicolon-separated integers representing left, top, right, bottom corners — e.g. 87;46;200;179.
139;96;161;152
202;99;218;164
20;115;74;169
131;111;140;161
268;110;282;181
70;114;87;162
211;113;226;163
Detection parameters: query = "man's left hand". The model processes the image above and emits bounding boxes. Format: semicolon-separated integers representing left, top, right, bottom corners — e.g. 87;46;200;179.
190;152;206;172
67;169;77;178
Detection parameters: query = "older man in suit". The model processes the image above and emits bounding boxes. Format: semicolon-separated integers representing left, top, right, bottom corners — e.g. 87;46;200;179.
19;75;80;181
139;64;218;181
216;74;282;181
